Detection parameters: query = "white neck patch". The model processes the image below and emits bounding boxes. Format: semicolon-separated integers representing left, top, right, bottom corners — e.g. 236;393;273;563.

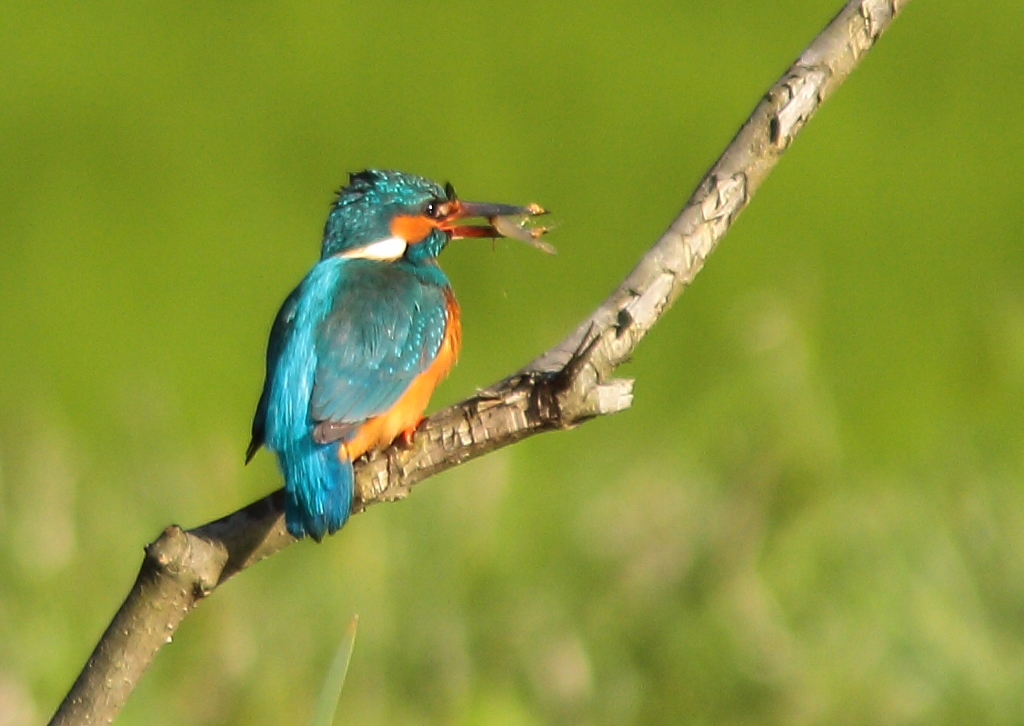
341;236;407;261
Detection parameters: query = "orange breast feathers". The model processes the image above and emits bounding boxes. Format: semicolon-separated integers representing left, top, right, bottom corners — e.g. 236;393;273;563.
342;290;462;461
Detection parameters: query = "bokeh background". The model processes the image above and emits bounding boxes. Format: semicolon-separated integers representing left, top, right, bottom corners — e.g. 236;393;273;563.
2;1;1023;724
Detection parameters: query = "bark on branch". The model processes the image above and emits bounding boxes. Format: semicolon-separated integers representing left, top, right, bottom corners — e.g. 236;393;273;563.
48;2;910;723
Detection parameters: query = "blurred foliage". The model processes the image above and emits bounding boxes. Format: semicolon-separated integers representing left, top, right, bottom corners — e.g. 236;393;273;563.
2;1;1023;724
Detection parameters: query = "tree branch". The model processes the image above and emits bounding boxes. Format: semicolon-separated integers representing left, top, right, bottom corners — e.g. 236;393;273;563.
48;2;910;723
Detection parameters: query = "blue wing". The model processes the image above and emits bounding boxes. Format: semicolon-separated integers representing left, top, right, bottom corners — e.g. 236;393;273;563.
310;259;449;439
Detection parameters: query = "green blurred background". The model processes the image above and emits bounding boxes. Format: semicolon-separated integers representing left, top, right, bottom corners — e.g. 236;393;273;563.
2;1;1023;724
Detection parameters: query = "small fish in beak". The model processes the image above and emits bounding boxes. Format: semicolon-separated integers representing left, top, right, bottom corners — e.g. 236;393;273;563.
439;194;555;254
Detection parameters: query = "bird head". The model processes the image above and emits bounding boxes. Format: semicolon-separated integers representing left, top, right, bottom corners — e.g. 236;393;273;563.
320;169;546;264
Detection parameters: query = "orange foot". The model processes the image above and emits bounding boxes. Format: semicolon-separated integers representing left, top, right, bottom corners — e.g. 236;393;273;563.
399;418;423;446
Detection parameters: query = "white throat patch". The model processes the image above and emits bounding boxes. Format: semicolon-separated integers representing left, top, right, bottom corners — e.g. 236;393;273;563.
341;235;407;261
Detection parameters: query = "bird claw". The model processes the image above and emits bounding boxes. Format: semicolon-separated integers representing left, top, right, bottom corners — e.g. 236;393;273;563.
399;421;421;447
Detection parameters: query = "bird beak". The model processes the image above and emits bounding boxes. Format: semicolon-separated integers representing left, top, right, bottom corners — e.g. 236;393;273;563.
440;200;555;253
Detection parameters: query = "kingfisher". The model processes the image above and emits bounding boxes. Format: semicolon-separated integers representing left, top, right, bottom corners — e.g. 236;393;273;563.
246;169;548;541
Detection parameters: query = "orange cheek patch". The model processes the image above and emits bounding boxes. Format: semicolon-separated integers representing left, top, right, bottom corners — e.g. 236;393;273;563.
390;215;436;243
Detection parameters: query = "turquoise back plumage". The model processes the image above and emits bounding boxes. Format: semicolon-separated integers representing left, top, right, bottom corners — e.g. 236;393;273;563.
264;258;351;538
311;259;450;423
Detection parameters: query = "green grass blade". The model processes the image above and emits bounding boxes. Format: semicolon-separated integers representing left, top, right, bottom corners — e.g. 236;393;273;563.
307;614;359;726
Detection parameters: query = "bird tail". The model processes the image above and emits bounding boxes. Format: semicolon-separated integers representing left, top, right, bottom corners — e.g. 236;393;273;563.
278;437;353;541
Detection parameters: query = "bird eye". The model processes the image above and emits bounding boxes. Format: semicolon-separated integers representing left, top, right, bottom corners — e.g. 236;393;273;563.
424;200;445;219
